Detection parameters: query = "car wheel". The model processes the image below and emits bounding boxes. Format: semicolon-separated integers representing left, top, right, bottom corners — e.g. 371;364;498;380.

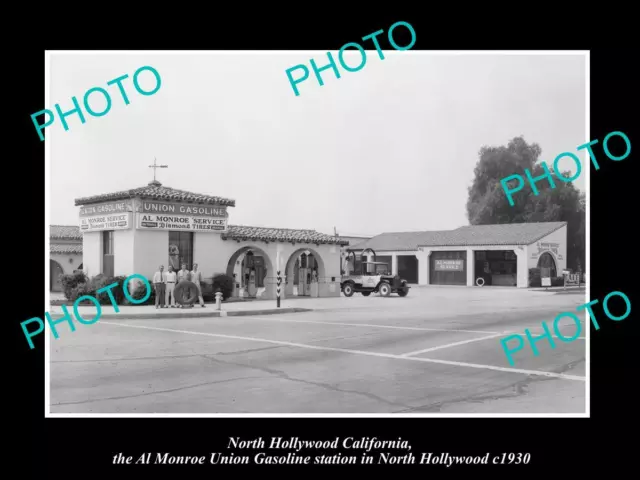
398;289;408;297
379;282;391;297
361;292;371;296
343;283;354;297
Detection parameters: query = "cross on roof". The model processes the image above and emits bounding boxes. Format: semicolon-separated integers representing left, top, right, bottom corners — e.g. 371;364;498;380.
148;157;168;185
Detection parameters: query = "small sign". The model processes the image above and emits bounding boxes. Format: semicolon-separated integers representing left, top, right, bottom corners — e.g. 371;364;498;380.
434;259;464;271
80;213;132;232
541;277;551;287
564;273;581;287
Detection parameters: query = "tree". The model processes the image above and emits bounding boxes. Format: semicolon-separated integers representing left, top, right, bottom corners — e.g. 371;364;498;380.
466;136;585;271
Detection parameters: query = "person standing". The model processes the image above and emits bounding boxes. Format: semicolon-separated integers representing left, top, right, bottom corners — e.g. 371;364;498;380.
152;265;166;309
178;263;190;283
165;265;177;307
191;263;206;307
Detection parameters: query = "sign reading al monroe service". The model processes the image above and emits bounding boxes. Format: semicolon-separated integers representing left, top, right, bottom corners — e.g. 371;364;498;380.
434;259;464;271
137;200;228;232
80;213;132;232
137;214;227;231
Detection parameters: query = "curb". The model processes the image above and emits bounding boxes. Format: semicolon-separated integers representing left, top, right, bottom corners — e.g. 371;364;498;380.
48;307;313;320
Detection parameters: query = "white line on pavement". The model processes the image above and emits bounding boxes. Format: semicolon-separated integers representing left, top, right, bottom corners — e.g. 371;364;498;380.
230;316;505;335
99;321;586;382
222;316;585;340
400;332;508;357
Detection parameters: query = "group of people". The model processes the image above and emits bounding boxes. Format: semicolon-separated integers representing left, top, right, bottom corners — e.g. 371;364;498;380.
151;263;206;309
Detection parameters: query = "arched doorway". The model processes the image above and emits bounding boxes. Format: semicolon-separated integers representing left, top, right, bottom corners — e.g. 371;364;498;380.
537;252;557;278
226;246;274;299
50;259;64;292
285;248;326;297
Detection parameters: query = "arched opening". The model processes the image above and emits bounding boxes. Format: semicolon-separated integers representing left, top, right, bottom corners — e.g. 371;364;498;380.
537;252;557;278
50;259;64;292
226;246;274;299
285;248;327;297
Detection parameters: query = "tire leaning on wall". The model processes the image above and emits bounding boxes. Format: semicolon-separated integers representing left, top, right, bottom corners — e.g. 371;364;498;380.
174;280;199;305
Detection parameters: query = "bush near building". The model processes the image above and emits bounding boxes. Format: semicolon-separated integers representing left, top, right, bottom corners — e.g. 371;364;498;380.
60;273;144;305
212;274;234;300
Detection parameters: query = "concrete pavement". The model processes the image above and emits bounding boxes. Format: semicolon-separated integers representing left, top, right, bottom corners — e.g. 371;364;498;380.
48;286;587;414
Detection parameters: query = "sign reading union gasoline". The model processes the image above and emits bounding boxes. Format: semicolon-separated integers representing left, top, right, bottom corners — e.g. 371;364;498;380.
79;201;132;232
138;201;228;232
79;201;130;217
141;200;227;218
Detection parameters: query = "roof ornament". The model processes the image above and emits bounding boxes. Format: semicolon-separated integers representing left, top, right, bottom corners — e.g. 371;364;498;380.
148;157;168;186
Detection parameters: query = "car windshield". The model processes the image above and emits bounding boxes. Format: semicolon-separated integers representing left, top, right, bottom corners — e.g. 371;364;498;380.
364;263;389;275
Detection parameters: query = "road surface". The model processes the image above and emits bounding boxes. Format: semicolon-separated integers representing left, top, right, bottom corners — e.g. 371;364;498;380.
48;287;587;414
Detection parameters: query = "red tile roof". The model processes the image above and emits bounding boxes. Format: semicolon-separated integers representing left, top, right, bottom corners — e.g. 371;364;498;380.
74;181;235;207
51;243;82;254
49;224;349;246
50;225;83;240
350;222;567;251
222;225;350;245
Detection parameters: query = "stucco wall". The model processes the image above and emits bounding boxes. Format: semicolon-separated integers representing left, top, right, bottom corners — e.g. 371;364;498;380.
50;252;82;275
526;225;567;274
82;232;101;278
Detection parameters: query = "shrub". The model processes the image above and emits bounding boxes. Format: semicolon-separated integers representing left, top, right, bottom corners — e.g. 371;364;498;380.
92;275;128;305
60;271;88;301
68;282;98;305
528;268;541;288
129;280;156;305
551;276;565;287
62;274;132;305
212;274;234;300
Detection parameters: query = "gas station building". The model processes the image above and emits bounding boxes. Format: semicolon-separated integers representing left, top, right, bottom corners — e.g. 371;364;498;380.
72;180;349;300
348;222;567;288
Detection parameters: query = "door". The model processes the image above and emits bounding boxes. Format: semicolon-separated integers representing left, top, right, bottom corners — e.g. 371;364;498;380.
398;255;418;283
50;259;64;292
102;230;114;277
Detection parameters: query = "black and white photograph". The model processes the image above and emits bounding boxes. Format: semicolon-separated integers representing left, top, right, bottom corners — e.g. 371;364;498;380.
43;50;590;416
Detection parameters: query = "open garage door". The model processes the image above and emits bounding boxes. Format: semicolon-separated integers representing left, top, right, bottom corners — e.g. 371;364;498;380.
474;250;517;286
398;255;418;284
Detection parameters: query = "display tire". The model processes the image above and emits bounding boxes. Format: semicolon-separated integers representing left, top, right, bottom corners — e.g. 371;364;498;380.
476;277;485;287
174;280;199;305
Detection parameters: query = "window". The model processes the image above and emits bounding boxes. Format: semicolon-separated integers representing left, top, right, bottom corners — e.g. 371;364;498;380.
168;231;194;271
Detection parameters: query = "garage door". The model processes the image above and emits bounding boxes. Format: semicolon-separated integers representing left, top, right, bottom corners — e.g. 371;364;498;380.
398;255;418;283
429;251;466;285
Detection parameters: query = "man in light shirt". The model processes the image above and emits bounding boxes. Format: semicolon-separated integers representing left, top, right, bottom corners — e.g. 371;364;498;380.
165;265;177;307
191;263;206;307
178;263;190;283
152;265;166;309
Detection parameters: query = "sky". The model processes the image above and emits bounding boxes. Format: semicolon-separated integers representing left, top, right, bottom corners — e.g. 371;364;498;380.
48;52;586;237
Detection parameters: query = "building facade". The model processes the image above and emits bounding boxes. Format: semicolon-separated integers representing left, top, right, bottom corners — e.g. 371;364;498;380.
347;222;568;288
72;180;349;299
50;225;83;292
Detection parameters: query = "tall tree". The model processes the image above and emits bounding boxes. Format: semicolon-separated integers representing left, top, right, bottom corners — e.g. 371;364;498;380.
466;136;585;271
